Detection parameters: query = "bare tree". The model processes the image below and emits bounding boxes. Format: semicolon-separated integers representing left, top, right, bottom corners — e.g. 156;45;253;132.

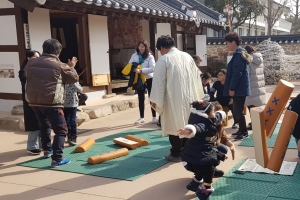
257;0;290;35
290;0;299;20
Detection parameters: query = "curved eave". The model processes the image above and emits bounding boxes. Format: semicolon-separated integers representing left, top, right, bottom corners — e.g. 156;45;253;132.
61;0;203;23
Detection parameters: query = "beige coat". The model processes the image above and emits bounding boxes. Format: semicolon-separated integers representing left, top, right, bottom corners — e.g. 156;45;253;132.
150;48;204;136
244;52;266;107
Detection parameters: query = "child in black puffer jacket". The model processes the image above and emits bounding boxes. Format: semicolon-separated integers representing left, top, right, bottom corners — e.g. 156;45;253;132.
178;100;226;200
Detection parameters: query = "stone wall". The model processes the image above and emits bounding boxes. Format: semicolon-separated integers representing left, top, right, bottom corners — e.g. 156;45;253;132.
207;43;300;59
206;41;300;85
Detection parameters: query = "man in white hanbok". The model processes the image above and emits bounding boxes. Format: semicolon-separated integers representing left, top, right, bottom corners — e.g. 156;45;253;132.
150;36;204;162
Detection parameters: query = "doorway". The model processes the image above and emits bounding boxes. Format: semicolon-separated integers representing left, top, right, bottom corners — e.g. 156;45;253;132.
49;11;90;86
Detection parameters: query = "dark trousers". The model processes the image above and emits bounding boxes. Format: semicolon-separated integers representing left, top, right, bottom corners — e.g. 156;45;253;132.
32;107;67;162
64;107;77;138
137;78;156;118
169;135;187;157
233;96;247;133
193;164;215;183
218;99;237;124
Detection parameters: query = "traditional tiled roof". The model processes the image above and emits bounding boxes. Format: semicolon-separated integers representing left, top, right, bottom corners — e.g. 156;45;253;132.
55;0;222;25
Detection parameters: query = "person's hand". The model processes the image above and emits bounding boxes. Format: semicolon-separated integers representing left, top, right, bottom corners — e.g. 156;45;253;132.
68;57;78;68
134;69;141;74
177;129;192;136
151;102;156;110
229;100;233;105
230;145;235;160
229;90;235;97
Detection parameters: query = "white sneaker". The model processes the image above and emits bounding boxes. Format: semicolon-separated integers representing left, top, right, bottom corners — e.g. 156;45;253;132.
152;117;157;124
135;118;145;124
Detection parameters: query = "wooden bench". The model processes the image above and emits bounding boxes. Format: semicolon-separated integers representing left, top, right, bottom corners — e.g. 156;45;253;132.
222;106;247;127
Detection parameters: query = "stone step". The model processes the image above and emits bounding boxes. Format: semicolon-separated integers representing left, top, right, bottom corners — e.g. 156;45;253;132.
2;97;146;131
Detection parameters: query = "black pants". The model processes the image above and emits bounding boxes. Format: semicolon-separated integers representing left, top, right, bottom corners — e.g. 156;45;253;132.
32;107;67;162
193;164;215;184
218;99;237;124
233;96;247;133
137;78;156;118
169;135;187;157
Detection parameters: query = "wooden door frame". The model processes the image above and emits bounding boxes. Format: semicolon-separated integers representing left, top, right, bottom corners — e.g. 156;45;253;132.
50;12;91;86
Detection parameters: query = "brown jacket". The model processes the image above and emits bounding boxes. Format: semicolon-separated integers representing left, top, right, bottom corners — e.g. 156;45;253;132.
25;54;79;107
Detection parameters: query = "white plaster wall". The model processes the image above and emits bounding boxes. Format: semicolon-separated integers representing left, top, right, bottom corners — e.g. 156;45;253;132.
0;100;22;112
0;16;18;45
141;20;150;44
0;52;22;93
177;34;183;51
177;25;184;31
0;1;14;8
156;23;171;58
28;8;51;53
88;14;110;75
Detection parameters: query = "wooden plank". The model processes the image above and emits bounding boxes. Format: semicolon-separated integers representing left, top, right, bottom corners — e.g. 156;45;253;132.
0;45;19;52
0;8;15;16
14;5;27;68
0;93;22;100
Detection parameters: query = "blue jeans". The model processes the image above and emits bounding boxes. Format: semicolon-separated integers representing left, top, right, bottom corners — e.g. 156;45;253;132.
27;130;42;151
32;107;68;162
213;144;228;154
64;107;77;138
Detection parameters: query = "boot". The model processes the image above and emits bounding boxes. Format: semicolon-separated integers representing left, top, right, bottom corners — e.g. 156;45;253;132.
196;184;214;200
186;177;203;192
69;136;77;146
66;134;71;144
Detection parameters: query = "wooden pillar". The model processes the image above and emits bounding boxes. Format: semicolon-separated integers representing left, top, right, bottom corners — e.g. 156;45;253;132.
149;20;157;60
14;5;27;68
78;14;91;86
171;23;177;47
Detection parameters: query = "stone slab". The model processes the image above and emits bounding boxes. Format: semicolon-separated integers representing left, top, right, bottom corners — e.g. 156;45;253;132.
0;117;20;131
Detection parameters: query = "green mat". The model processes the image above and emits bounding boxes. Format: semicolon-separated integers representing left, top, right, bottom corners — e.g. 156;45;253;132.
239;124;297;149
17;129;170;181
196;160;300;200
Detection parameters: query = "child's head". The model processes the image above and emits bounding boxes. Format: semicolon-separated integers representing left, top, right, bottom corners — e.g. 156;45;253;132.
201;72;212;84
217;69;227;82
191;100;215;118
214;102;224;125
192;55;202;67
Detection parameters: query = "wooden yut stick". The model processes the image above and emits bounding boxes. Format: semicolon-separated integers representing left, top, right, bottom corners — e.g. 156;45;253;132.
113;137;139;150
74;138;95;153
125;135;149;146
267;110;298;172
87;148;129;164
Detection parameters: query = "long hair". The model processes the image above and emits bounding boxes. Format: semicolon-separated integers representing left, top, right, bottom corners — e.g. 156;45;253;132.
21;50;41;69
245;45;256;54
215;102;226;145
136;40;150;59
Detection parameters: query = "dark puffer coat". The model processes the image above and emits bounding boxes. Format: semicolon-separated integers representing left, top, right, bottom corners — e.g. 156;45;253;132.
19;67;39;131
181;110;222;166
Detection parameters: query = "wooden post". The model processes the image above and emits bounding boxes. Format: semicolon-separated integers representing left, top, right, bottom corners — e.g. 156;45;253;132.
149;20;157;60
171;23;177;47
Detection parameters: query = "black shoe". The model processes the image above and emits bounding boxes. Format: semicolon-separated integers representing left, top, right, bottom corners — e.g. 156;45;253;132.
69;136;77;146
186;178;202;192
234;132;249;140
214;168;224;178
165;154;181;162
247;124;252;130
27;149;41;155
232;131;241;136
